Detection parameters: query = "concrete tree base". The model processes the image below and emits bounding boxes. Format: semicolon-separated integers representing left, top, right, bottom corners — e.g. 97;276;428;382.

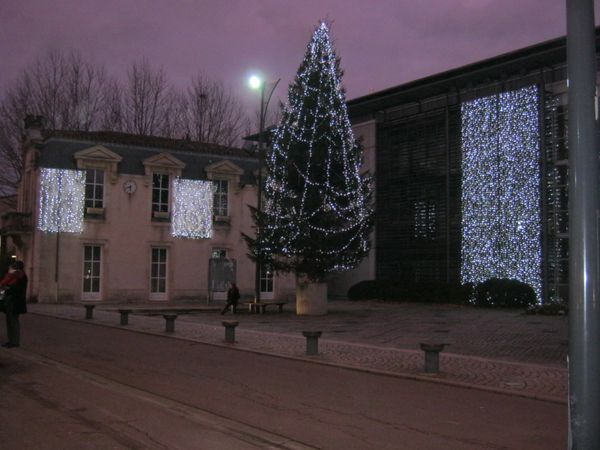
296;279;328;315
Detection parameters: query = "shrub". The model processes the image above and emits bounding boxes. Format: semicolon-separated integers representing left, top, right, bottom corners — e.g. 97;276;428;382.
347;279;471;304
526;301;568;315
471;278;536;308
347;280;380;300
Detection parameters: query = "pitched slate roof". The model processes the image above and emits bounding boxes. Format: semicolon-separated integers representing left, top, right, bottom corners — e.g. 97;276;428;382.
37;130;259;184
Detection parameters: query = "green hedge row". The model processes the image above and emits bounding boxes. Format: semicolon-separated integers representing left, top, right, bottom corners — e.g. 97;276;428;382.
471;278;536;308
347;278;537;309
347;280;470;304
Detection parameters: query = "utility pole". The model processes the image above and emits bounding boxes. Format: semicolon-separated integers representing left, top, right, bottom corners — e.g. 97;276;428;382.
566;0;599;447
249;75;280;304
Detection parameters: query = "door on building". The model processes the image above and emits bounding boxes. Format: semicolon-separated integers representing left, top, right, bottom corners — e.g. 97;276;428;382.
260;263;274;300
208;248;236;302
150;247;168;301
82;245;102;301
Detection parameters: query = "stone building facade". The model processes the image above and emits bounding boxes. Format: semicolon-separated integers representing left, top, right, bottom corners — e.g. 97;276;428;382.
2;117;295;304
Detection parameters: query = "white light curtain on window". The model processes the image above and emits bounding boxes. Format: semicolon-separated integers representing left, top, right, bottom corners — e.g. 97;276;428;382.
38;168;86;233
171;178;213;238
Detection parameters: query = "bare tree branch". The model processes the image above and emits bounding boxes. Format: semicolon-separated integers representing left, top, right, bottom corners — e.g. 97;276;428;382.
181;74;246;147
99;78;124;131
0;50;113;195
0;51;250;197
122;58;174;136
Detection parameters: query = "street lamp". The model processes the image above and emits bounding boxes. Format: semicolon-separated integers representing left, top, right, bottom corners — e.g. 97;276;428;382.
249;74;280;303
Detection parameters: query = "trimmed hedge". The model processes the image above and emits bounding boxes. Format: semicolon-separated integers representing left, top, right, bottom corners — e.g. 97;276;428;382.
347;280;471;304
348;277;537;309
526;301;568;315
347;280;379;300
471;278;536;308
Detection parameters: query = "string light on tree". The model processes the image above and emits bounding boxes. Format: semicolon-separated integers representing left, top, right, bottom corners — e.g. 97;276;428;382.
38;168;85;233
171;178;213;239
461;85;542;300
245;21;373;281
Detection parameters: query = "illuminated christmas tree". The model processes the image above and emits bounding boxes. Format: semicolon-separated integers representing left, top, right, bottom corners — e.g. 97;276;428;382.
246;22;373;283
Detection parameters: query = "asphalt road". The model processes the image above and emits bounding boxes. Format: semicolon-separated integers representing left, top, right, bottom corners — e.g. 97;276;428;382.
0;315;566;449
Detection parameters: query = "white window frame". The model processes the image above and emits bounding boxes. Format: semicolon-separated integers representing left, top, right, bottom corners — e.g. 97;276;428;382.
85;168;104;208
212;179;229;218
205;160;243;225
152;173;170;219
260;263;274;300
150;247;168;301
84;168;105;213
74;146;123;216
82;245;102;301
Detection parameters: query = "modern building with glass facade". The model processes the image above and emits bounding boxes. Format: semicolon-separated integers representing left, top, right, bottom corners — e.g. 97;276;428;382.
343;30;600;303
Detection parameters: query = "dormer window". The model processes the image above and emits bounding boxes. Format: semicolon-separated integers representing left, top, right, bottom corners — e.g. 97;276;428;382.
142;152;186;222
74;145;122;219
213;179;229;217
85;169;104;213
152;173;170;217
204;160;244;224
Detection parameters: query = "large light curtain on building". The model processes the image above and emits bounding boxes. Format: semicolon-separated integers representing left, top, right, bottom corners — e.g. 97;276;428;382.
171;178;213;239
461;85;542;299
38;168;86;233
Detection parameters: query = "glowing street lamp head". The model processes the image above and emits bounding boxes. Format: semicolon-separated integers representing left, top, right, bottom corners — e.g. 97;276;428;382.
249;75;262;90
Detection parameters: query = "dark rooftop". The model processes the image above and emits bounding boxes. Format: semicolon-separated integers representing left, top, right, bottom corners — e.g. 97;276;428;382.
36;130;259;184
348;28;600;119
43;130;255;159
242;126;277;144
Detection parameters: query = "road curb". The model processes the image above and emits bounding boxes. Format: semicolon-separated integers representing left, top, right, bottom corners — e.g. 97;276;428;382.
29;311;567;405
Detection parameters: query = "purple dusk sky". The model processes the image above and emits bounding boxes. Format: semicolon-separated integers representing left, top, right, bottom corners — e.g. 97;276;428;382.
1;0;599;118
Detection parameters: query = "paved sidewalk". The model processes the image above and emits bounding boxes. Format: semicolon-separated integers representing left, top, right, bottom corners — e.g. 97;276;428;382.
27;300;568;404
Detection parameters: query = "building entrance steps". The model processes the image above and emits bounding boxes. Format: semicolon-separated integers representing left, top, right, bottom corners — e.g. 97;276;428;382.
27;300;567;404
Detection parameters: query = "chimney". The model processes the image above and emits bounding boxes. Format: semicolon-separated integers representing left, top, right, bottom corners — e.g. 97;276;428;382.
23;115;45;141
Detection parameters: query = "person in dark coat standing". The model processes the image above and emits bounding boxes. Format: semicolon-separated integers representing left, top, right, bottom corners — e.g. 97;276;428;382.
221;282;240;315
0;260;28;348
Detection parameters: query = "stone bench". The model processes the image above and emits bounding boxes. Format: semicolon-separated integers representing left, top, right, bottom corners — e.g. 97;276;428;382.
106;306;217;328
303;331;322;356
162;314;177;333
121;310;178;332
84;304;96;320
141;312;178;333
118;309;133;325
245;301;286;314
222;320;239;343
420;343;447;374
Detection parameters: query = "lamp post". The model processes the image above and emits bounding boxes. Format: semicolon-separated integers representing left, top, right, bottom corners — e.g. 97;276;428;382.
249;75;280;303
566;0;599;447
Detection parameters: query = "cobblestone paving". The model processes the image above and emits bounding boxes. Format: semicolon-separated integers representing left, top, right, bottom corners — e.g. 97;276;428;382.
29;300;568;404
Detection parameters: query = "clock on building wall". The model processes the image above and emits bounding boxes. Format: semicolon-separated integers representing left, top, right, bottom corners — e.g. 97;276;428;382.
123;180;137;194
